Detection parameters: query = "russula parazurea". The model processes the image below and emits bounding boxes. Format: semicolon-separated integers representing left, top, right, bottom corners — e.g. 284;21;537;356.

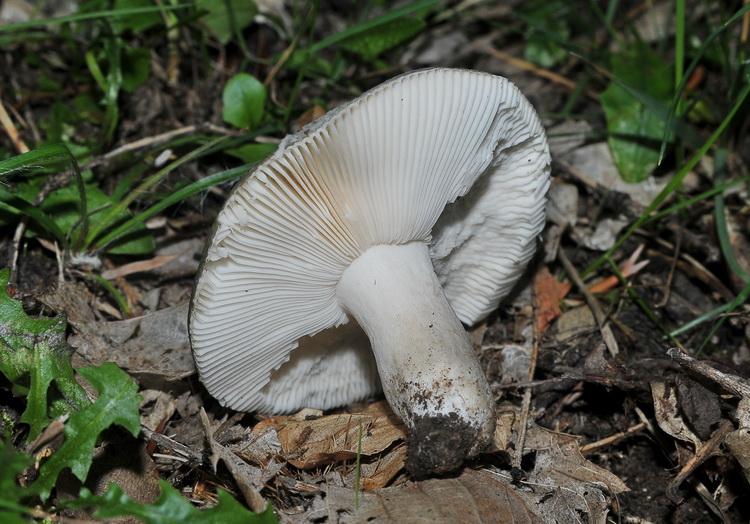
189;68;550;475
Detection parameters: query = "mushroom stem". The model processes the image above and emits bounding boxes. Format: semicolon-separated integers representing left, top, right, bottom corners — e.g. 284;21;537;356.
336;242;496;475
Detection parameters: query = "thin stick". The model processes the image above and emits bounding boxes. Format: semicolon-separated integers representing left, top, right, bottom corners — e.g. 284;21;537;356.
667;347;750;398
580;422;646;453
0;98;29;154
558;248;619;356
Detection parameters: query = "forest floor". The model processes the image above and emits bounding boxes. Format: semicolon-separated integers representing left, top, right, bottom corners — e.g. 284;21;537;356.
1;1;749;523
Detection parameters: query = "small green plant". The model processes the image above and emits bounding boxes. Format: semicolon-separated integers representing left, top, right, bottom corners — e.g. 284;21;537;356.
0;268;276;521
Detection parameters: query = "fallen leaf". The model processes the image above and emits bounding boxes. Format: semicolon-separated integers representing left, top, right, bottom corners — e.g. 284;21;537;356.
546;180;579;227
725;398;750;485
299;470;545;523
533;265;571;334
652;380;703;449
69;303;195;380
256;402;406;469
492;405;628;523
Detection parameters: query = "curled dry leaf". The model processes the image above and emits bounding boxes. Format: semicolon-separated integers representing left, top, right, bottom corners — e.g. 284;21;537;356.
42;281;195;380
254;401;407;489
651;380;703;450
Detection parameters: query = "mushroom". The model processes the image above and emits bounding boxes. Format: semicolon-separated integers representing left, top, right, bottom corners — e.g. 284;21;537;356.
189;68;550;475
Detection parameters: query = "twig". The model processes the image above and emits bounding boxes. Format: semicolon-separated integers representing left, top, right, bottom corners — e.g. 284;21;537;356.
666;420;733;504
141;425;203;463
0;97;29;154
667;347;750;398
199;408;221;472
656;225;683;307
480;45;599;99
513;304;541;468
580;422;646;454
9;215;30;285
79;123;243;172
558;248;620;356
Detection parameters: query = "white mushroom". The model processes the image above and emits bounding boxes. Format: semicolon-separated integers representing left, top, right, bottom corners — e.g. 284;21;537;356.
189;68;550;474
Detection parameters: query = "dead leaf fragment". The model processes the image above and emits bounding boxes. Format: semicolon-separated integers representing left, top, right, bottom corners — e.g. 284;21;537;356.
533;265;571;334
652;381;703;449
725;398;750;485
69;303;195;380
491;405;628;523
675;375;722;440
257;401;407;489
301;470;545;524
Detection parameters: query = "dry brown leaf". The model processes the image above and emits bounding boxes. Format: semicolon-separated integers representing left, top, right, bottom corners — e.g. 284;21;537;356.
257;401;407;472
725;398;750;485
533;265;571;334
651;380;703;449
299;469;545;523
352;444;408;491
490;405;628;523
553;306;598;344
69;303;195;380
101;252;183;280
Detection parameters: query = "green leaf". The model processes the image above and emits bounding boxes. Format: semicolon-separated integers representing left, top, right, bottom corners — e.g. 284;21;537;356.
225;143;277;164
38;183;155;255
197;0;258;44
0;512;28;524
30;362;141;500
600;44;673;183
0;268;88;442
122;46;151;92
69;481;278;524
222;73;266;129
340;16;425;60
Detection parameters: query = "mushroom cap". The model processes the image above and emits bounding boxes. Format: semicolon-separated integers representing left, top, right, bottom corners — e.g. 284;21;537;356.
189;68;550;413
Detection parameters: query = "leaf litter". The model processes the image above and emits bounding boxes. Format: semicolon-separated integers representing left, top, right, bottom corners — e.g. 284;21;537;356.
2;1;750;522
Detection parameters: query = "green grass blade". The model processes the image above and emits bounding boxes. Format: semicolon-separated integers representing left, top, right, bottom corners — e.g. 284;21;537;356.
659;3;750;163
309;0;440;53
0;189;68;246
669;302;734;338
0;4;191;33
84;136;229;250
0;144;74;178
696;280;750;355
645;176;750;224
713;147;750;283
93;164;249;251
583;80;750;278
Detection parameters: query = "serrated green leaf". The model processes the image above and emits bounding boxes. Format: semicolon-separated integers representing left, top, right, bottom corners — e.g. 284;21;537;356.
31;362;141;500
69;481;278;524
601;44;673;183
0;268;88;441
222;73;266;129
198;0;257;44
340;16;425;60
